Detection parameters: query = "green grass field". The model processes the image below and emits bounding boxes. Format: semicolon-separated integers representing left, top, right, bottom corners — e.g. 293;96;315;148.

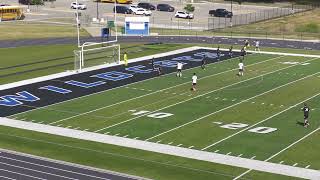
5;49;320;179
2;43;320;86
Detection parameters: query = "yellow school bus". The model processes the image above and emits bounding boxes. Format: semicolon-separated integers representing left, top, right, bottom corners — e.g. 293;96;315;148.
0;5;24;21
100;0;132;4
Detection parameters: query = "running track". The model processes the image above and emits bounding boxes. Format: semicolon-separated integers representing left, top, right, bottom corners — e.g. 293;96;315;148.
0;149;143;180
0;36;319;50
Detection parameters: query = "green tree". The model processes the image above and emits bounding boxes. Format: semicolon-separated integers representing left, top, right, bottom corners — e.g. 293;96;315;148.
31;0;44;5
184;4;195;13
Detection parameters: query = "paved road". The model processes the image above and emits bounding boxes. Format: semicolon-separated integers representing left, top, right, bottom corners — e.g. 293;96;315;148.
0;36;319;50
0;149;142;180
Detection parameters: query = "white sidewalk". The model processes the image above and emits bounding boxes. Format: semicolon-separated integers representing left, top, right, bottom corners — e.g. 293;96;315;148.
0;117;319;179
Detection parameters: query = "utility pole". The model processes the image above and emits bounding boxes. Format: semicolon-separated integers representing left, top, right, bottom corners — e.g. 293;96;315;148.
231;0;233;13
96;0;99;20
76;0;80;47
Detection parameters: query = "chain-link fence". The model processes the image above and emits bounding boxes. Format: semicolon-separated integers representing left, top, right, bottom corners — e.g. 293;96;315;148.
208;4;316;30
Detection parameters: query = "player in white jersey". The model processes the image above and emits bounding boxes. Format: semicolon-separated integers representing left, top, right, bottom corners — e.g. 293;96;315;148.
191;73;197;91
176;62;183;77
255;40;260;53
238;62;244;76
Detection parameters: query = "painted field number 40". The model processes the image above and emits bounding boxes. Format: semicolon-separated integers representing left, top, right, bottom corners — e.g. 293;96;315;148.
220;123;277;134
129;110;173;119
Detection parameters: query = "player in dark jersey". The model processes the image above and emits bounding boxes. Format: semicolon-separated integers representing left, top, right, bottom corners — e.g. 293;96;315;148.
240;47;246;62
216;46;221;60
228;46;233;58
151;57;155;70
201;55;206;70
157;66;163;76
302;103;310;127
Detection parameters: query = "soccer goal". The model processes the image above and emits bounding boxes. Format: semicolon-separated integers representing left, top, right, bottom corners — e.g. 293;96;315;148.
74;44;120;72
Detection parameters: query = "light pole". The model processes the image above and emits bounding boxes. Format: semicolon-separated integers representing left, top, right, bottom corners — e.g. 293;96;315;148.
76;0;80;47
96;0;99;21
231;0;233;14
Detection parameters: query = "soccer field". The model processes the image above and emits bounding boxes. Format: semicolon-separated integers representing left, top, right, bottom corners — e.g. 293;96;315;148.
3;47;320;179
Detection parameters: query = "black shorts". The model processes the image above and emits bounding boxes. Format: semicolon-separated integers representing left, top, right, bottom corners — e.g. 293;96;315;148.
239;69;243;72
192;83;197;86
304;115;309;119
177;69;182;72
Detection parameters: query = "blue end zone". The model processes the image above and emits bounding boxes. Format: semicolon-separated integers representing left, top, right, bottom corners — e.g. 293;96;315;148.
0;49;242;117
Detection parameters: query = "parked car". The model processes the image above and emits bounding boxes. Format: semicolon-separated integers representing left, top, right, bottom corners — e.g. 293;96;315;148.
138;2;156;10
157;4;174;12
113;6;132;14
175;11;194;19
70;2;87;10
209;8;233;18
131;7;152;16
129;5;140;12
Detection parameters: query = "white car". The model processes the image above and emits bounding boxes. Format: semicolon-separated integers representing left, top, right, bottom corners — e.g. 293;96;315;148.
71;2;87;10
129;5;140;12
175;11;193;19
131;7;152;16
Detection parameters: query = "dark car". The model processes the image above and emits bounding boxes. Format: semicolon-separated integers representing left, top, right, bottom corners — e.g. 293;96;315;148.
156;4;174;12
209;8;233;18
113;6;132;14
138;2;156;10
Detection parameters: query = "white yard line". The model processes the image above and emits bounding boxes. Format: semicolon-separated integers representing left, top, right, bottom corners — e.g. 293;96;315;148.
146;60;319;141
233;127;320;180
0;118;319;180
95;56;294;133
47;54;265;125
202;89;320;150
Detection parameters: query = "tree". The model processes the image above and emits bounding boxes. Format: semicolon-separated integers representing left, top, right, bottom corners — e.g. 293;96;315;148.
184;4;195;13
31;0;44;5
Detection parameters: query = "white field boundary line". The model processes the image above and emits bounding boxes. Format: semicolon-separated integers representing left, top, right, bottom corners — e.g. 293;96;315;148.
0;46;200;91
199;46;320;58
233;126;320;180
47;54;277;125
9;47;256;118
3;44;316;91
94;57;316;132
0;148;149;180
0;155;108;180
0;118;319;179
147;67;320;141
203;86;320;150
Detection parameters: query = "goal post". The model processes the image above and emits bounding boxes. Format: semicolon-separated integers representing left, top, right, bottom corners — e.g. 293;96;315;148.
74;44;120;72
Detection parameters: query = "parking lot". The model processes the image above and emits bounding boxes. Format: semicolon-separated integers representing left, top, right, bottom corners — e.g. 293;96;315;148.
2;0;308;30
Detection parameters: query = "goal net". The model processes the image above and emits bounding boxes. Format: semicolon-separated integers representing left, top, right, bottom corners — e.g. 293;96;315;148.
74;44;120;72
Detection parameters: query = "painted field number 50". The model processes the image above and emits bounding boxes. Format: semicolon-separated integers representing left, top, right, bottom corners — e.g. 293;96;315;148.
220;122;277;134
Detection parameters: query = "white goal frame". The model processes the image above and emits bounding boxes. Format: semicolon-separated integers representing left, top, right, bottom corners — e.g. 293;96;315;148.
75;43;121;72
